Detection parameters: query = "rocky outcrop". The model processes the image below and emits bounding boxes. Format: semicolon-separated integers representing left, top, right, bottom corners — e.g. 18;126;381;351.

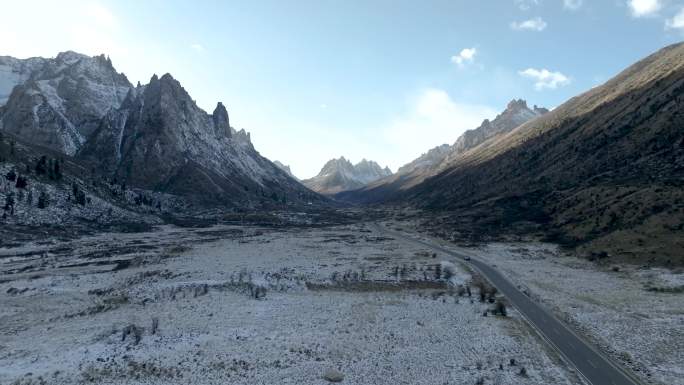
212;102;231;139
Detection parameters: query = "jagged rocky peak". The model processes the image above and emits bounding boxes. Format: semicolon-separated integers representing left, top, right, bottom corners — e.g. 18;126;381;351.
450;98;547;158
321;156;354;174
0;51;133;154
506;98;528;110
303;156;392;195
354;158;392;180
273;160;297;179
213;102;231;138
55;50;88;64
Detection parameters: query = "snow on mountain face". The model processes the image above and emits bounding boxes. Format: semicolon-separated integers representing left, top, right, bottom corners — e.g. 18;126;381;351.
0;50;318;207
0;56;47;105
303;157;392;195
0;52;132;155
78;72;312;205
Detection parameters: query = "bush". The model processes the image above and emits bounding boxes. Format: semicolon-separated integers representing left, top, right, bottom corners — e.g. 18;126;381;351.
249;282;267;299
151;317;159;335
121;324;143;345
494;299;508;316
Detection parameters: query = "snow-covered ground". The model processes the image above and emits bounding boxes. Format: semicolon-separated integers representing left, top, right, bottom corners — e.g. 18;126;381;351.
439;242;684;385
0;224;582;385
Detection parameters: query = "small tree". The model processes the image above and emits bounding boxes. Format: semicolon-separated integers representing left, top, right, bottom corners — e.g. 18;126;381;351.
4;193;15;215
72;183;86;205
37;191;49;209
54;159;62;180
35;156;47;175
15;175;28;189
494;299;508;317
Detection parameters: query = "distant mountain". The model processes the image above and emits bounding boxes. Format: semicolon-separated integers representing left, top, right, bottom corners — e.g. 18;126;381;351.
339;99;547;201
303;157;391;195
273;160;297;179
0;51;322;209
381;43;684;265
445;99;548;165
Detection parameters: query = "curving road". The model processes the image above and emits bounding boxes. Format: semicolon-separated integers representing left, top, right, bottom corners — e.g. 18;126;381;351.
377;224;642;385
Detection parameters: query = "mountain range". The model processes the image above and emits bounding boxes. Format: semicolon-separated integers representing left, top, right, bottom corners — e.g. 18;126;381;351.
338;99;548;201
303;157;391;195
343;43;684;265
1;44;682;265
0;51;322;226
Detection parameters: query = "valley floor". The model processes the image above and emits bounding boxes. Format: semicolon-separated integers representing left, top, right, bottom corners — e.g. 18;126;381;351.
397;220;684;385
0;223;581;385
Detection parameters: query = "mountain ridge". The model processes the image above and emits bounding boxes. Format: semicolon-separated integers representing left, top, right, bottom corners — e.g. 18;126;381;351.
399;42;684;265
0;51;323;210
338;98;548;202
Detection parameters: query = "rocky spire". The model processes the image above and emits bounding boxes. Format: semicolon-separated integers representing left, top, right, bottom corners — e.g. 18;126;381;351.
506;98;528;111
212;102;231;138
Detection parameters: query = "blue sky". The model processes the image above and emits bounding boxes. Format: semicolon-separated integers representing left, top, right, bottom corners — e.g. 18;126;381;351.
2;0;683;178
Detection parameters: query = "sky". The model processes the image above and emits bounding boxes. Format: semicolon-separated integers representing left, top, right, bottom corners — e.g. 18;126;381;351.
1;0;683;178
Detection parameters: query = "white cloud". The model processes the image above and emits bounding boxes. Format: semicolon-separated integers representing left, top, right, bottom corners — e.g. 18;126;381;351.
563;0;583;10
519;68;571;90
510;17;548;31
628;0;662;17
451;48;477;67
84;3;118;28
190;43;205;52
0;1;125;60
381;89;496;167
515;0;540;11
666;7;684;29
319;103;328;109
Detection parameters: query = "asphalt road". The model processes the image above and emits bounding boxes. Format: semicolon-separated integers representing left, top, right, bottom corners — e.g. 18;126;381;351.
378;224;641;385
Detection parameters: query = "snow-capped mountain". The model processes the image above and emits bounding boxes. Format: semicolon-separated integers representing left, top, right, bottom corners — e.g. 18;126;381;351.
0;51;320;208
0;52;132;155
303;157;391;195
